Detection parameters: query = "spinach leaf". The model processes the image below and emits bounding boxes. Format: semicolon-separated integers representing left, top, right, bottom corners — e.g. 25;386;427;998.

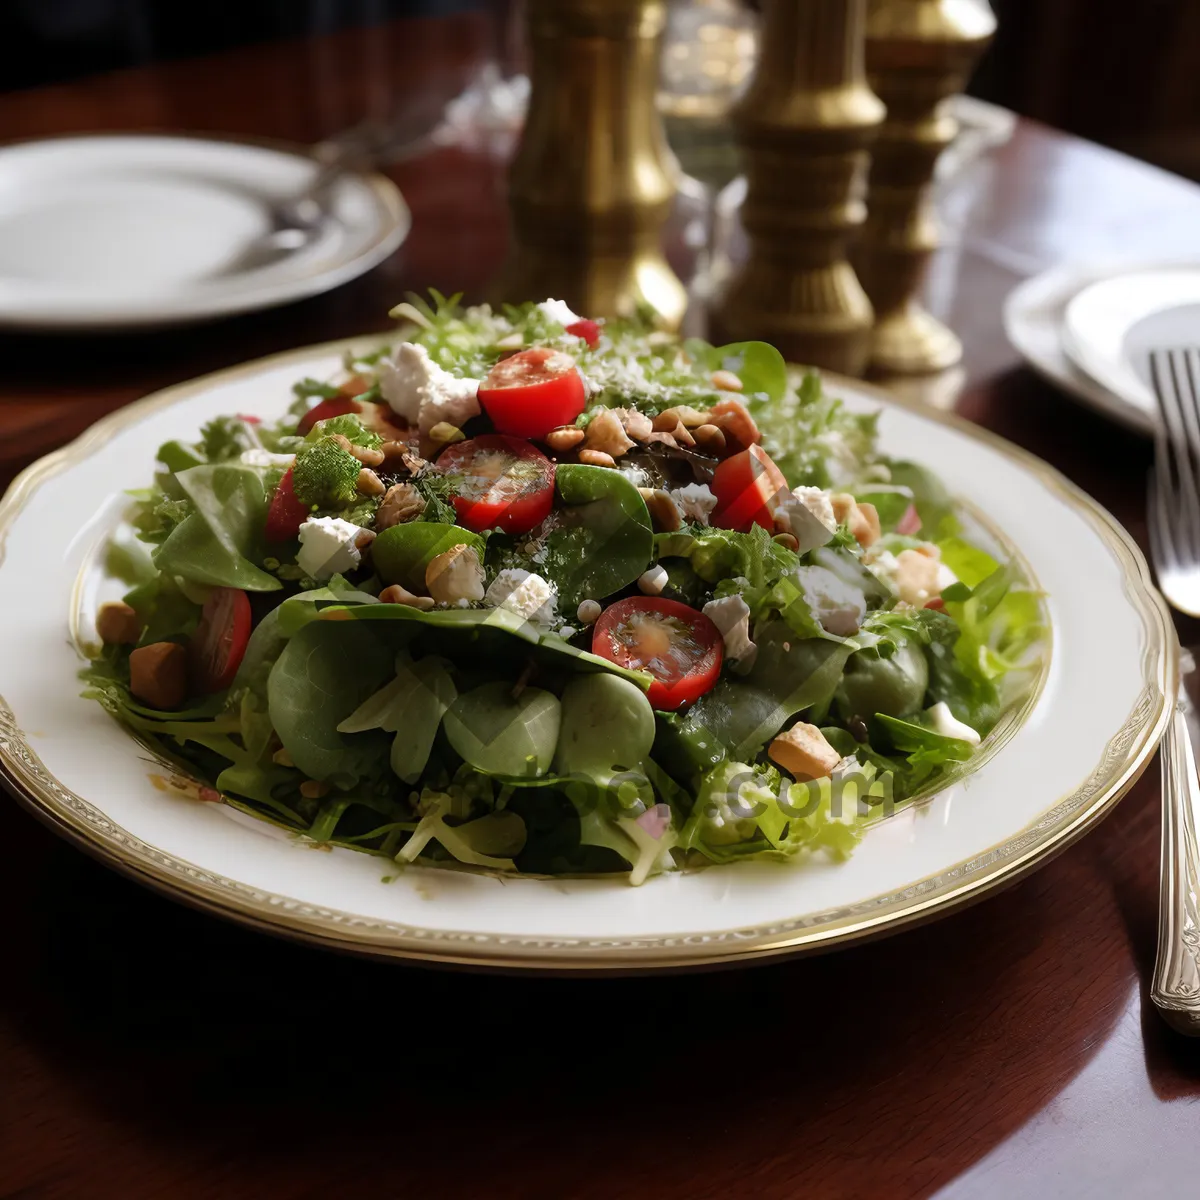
540;464;654;605
153;464;280;591
267;621;398;784
372;522;486;592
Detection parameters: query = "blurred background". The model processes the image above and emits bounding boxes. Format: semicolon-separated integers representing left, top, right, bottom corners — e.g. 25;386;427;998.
3;0;1199;182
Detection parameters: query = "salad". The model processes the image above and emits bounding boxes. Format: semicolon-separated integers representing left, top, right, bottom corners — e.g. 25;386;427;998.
83;293;1046;885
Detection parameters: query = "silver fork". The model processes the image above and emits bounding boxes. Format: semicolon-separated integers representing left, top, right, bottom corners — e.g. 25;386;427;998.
1145;347;1200;1034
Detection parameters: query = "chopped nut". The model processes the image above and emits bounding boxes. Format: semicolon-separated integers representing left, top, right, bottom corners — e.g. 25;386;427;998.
651;416;695;447
545;426;586;452
769;722;841;781
711;369;744;392
427;421;465;449
356;468;385;496
691;423;726;454
773;532;799;552
338;374;372;398
299;780;330;799
892;547;943;606
643;431;679;450
615;407;653;440
353;528;376;552
272;747;295;767
579;449;616;468
379;441;422;472
583;409;635;458
329;433;355;454
96;601;141;645
655;405;710;430
831;494;881;547
129;642;187;710
348;443;385;468
376;483;426;531
710;397;760;448
425;544;485;604
638;487;683;532
379;583;436;611
577;599;602;625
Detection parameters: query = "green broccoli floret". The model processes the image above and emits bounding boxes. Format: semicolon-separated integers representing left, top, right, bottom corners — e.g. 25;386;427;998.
292;437;362;507
305;413;383;450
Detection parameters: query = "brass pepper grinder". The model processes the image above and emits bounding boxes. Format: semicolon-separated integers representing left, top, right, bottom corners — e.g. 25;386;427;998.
712;0;884;376
498;0;687;329
858;0;996;374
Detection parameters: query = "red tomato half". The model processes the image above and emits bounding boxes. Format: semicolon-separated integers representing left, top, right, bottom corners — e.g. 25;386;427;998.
710;445;789;532
297;395;360;436
189;588;252;694
264;467;311;542
478;347;586;439
592;597;724;712
565;319;601;348
437;435;556;534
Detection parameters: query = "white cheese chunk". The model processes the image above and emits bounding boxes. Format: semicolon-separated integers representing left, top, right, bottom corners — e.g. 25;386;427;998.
702;595;756;666
670;483;718;526
792;486;837;531
537;298;581;327
484;568;557;625
797;565;866;636
240;448;296;469
297;517;371;581
926;701;981;746
378;341;480;435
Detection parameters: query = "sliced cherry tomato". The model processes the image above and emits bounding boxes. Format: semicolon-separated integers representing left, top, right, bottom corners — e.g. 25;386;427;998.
478;347;586;439
297;394;361;436
189;588;252;694
437;435;555;534
593;597;724;711
264;466;311;542
565;318;601;348
710;445;789;532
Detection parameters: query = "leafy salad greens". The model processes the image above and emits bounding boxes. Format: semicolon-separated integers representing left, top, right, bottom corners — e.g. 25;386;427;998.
84;293;1047;885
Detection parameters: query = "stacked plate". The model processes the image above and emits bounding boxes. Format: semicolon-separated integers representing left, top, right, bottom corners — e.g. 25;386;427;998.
0;135;410;331
1005;261;1200;435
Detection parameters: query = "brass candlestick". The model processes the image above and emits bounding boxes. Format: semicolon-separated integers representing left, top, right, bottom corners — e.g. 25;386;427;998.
498;0;687;329
858;0;996;374
712;0;884;376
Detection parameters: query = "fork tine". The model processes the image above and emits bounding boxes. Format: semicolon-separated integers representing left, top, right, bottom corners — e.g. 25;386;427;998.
1148;466;1178;577
1151;350;1200;557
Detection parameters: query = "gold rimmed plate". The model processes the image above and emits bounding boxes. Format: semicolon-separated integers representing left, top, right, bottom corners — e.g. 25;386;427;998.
0;338;1176;970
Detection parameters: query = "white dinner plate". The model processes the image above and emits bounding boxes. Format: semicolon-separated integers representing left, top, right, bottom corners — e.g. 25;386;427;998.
0;339;1175;970
1061;266;1200;422
0;135;410;330
1004;263;1156;435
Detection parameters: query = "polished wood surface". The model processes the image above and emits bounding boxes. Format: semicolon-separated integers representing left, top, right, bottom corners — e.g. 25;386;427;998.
3;18;1200;1200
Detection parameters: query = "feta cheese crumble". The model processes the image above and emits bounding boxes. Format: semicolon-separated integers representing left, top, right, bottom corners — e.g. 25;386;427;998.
926;701;981;746
702;595;757;668
484;568;558;625
297;517;371;581
240;448;296;469
670;482;718;526
797;565;866;636
378;342;481;435
774;486;837;553
537;298;581;327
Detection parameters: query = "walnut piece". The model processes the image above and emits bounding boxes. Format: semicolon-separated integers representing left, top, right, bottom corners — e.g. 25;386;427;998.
375;483;426;531
425;544;485;604
583;409;635;458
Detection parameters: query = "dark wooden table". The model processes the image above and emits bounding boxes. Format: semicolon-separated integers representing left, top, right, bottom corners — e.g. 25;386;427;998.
4;17;1200;1200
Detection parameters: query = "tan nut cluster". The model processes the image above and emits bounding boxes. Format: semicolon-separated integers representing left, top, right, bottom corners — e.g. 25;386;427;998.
379;583;436;611
582;409;635;459
638;488;683;532
545;426;585;452
376;483;426;531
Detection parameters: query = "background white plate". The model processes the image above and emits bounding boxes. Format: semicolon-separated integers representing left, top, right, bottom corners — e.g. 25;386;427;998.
1063;267;1200;416
0;135;410;330
0;340;1175;969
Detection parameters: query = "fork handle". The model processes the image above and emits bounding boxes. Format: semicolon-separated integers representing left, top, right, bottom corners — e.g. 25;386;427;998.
1152;700;1200;1034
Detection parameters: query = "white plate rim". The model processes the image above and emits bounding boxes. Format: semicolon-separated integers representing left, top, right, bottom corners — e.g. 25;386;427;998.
0;133;411;331
0;337;1177;970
